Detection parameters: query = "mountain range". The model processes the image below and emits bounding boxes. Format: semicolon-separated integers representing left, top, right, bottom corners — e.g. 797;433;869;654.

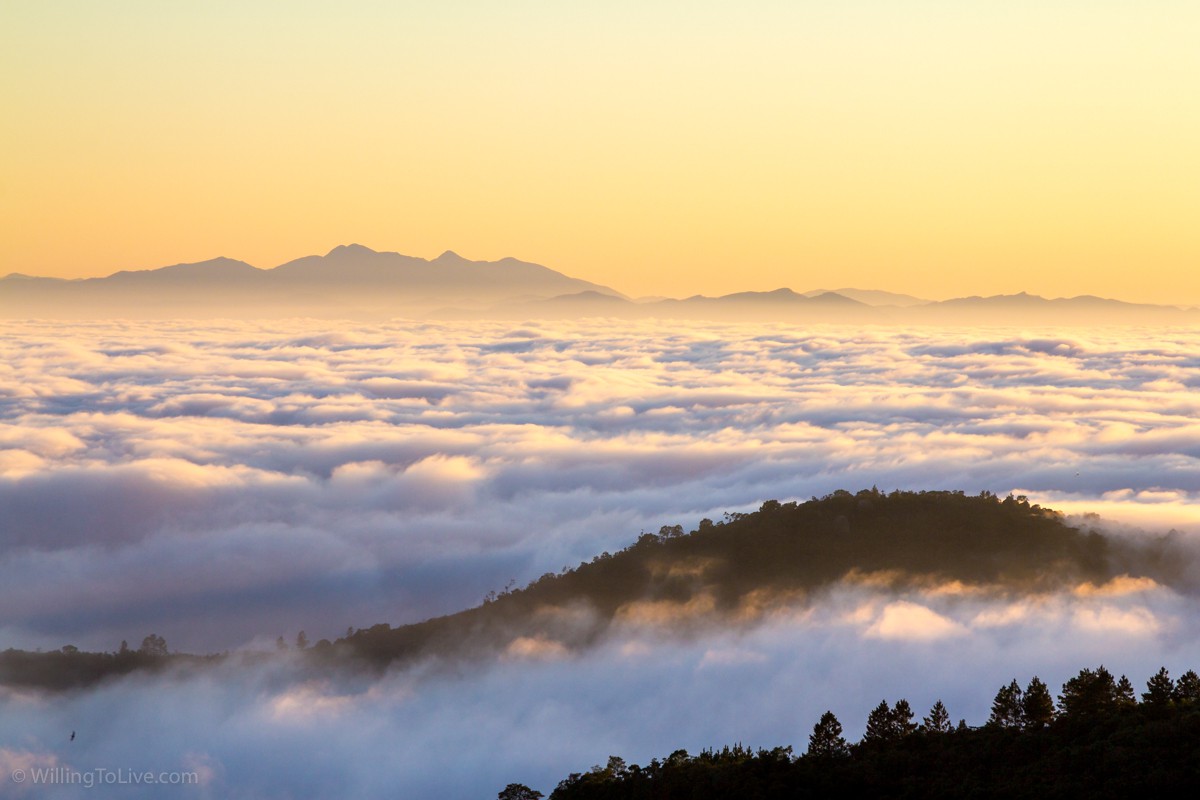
2;244;1193;324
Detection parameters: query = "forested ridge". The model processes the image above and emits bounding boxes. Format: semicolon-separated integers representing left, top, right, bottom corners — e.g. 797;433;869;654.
525;664;1200;800
334;489;1143;669
1;489;1183;690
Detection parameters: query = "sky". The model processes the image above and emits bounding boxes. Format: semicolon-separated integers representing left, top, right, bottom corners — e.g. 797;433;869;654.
3;5;1200;795
3;1;1198;302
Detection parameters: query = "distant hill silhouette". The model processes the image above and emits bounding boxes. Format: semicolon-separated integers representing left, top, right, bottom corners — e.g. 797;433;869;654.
3;246;1195;323
0;245;623;319
801;287;930;307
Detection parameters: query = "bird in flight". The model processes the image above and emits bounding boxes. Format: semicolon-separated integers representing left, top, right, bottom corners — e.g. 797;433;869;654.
70;731;75;742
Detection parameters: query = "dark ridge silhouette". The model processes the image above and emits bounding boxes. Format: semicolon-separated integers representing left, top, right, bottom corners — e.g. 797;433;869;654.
0;646;222;691
1;490;1185;691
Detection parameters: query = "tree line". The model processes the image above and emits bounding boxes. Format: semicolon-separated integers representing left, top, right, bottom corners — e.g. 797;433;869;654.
530;664;1200;799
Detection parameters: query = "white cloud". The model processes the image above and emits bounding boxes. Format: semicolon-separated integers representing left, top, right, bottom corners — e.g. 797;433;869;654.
3;319;1200;651
5;319;1200;797
865;601;967;641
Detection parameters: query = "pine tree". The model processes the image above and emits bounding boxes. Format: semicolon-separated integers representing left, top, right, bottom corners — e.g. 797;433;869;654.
922;700;952;733
988;679;1024;729
1175;670;1200;706
891;699;917;737
1022;676;1055;728
807;711;849;758
1116;674;1137;707
1142;667;1174;709
863;700;894;744
1059;666;1118;717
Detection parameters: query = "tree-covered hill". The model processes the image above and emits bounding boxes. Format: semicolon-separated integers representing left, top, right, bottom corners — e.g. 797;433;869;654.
330;489;1141;669
1;489;1178;690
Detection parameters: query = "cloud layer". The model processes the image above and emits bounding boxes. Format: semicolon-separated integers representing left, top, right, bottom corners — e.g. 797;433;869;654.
5;318;1200;796
5;581;1200;799
3;319;1200;652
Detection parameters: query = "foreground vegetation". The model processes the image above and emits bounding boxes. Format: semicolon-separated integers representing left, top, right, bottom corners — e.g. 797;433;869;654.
533;665;1200;799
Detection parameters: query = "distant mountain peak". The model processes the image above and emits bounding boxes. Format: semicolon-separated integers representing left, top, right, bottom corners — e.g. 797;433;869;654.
807;291;868;306
326;243;377;257
435;250;464;262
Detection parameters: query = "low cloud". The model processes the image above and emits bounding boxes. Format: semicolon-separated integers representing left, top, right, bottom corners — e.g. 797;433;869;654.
4;585;1200;798
864;601;968;641
3;319;1200;651
5;319;1200;796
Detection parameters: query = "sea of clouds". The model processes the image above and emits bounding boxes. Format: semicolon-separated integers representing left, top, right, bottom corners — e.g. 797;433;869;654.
3;318;1200;797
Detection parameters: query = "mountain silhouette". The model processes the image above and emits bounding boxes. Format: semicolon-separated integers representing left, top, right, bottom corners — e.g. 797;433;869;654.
0;245;623;319
801;287;930;307
2;246;1195;324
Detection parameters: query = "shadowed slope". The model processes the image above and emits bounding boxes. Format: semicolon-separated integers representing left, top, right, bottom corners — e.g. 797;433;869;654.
333;490;1127;669
1;490;1177;690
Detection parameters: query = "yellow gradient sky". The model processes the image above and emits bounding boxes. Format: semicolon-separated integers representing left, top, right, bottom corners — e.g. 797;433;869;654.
2;1;1197;302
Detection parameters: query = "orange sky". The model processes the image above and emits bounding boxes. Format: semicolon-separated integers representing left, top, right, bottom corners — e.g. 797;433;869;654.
2;2;1197;302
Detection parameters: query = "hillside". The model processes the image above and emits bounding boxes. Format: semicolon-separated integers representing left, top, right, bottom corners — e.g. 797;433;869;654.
1;490;1175;691
332;490;1143;669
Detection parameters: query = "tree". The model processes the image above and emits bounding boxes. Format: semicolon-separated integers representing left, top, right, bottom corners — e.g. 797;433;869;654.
807;711;849;757
1022;677;1055;728
988;679;1024;729
1175;670;1200;706
1059;666;1118;717
863;700;894;744
1116;674;1137;708
497;783;543;800
138;634;168;657
863;699;915;744
891;699;917;737
922;700;952;733
276;636;288;651
1143;667;1174;709
295;631;309;650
